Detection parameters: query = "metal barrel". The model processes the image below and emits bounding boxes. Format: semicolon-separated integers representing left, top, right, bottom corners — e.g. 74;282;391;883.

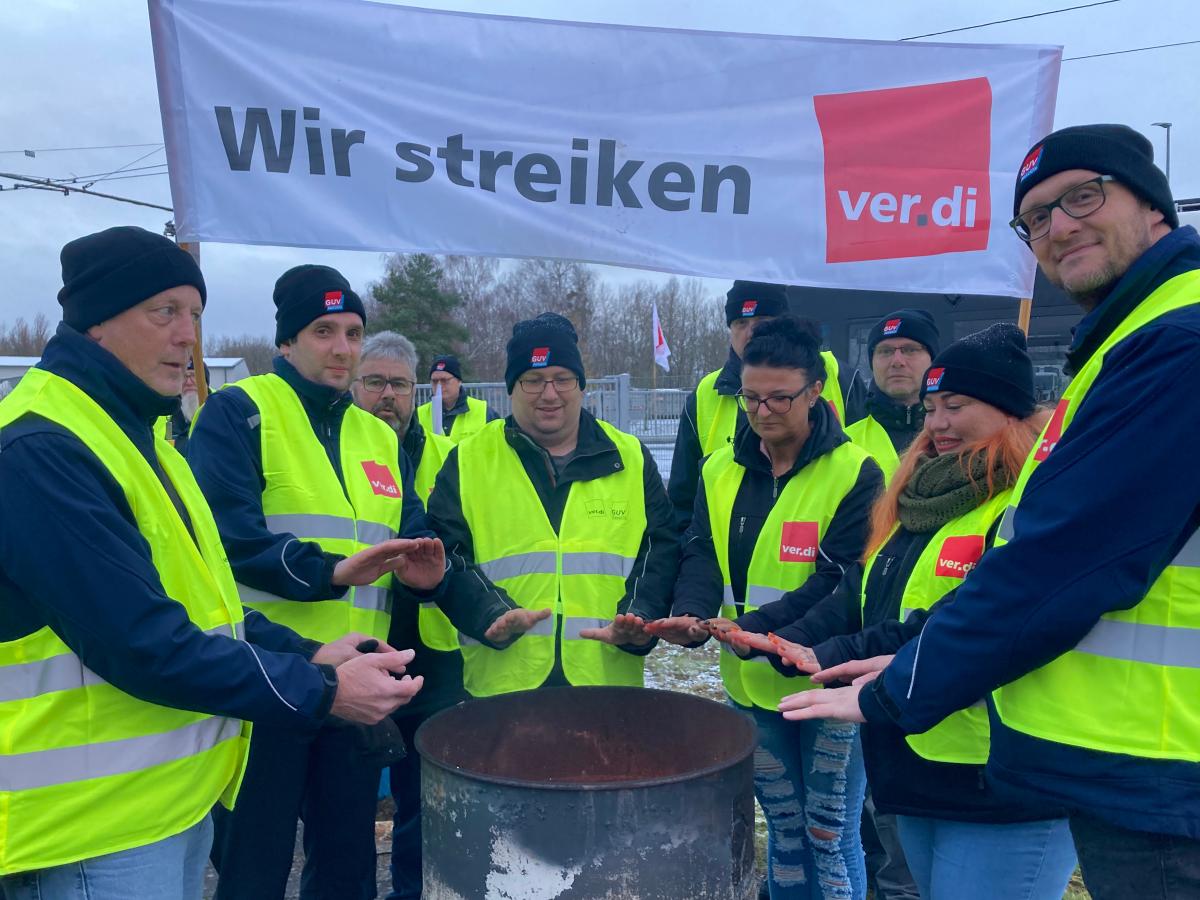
416;685;758;900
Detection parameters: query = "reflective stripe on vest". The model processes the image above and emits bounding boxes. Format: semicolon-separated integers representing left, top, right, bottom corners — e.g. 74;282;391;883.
845;414;901;484
417;395;489;444
703;439;871;710
878;491;1012;765
456;419;648;696
0;368;250;876
992;269;1200;762
695;352;845;457
231;374;404;643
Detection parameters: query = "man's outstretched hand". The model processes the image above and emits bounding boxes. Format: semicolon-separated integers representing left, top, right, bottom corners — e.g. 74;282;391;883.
332;537;446;591
579;613;654;646
484;607;553;644
329;649;423;724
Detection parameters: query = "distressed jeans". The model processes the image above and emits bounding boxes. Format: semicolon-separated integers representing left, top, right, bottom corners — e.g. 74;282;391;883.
0;814;212;900
738;702;867;900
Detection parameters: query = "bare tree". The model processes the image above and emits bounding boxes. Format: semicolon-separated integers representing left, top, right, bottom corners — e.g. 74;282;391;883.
0;314;52;356
206;334;276;376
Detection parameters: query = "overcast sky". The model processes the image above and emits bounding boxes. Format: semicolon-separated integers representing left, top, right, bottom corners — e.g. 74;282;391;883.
4;0;1198;340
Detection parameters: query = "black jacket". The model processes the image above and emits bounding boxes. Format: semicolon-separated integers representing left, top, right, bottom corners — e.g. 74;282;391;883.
0;326;333;728
388;415;467;718
667;349;867;534
425;410;678;687
860;382;925;454
773;524;1062;823
671;401;882;635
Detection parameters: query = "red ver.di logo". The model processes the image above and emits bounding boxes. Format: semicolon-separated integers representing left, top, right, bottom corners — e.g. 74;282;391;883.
935;535;985;578
814;77;993;263
361;460;400;497
780;521;819;562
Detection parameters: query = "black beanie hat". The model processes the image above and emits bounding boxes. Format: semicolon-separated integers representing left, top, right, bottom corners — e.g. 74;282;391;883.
866;308;940;360
429;355;463;381
1013;124;1177;229
57;226;207;331
921;323;1036;418
504;312;586;393
273;265;366;346
725;280;789;326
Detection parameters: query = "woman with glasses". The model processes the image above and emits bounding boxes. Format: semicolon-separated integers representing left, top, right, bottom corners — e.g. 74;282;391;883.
734;325;1077;900
650;316;883;900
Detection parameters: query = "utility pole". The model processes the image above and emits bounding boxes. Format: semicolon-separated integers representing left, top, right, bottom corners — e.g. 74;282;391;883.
1152;122;1172;186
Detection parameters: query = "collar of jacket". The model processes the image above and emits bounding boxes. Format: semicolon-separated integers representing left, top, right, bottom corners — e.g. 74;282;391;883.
36;323;180;436
401;413;426;464
714;348;743;395
271;355;352;419
865;381;925;432
1065;225;1200;375
444;389;471;415
502;408;623;484
730;396;848;477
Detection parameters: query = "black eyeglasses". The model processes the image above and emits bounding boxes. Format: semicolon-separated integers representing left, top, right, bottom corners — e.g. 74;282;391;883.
358;375;414;395
1009;175;1114;242
517;374;580;395
736;383;814;415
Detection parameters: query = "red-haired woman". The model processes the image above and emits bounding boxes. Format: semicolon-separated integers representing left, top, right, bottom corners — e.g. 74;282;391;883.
733;324;1078;900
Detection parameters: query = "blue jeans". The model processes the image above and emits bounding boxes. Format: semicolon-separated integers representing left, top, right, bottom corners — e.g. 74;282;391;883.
1;815;212;900
896;815;1077;900
740;703;868;900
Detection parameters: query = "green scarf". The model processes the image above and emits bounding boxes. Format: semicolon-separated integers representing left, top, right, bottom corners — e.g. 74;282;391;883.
897;451;1015;534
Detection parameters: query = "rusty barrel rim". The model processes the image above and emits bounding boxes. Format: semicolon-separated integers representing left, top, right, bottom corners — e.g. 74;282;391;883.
414;685;756;792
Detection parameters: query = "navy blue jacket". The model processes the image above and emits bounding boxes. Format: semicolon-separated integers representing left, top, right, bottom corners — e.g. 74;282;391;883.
186;356;435;605
860;226;1200;838
0;326;333;728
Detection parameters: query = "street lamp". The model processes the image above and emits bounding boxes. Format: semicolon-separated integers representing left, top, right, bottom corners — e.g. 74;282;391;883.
1152;122;1172;186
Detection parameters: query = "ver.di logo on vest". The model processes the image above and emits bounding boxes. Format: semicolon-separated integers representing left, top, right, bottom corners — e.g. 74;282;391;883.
1035;399;1069;461
935;534;985;578
814;77;992;264
360;460;400;497
779;521;819;562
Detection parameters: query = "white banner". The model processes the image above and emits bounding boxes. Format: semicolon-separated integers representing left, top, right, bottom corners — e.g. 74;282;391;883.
149;0;1061;298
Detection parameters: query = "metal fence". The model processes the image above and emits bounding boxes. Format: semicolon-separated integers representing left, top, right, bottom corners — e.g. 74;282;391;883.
415;374;686;481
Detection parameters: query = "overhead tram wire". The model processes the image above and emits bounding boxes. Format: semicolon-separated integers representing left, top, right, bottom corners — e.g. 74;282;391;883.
900;0;1121;40
1064;38;1200;60
57;145;167;189
0;142;163;155
0;171;172;212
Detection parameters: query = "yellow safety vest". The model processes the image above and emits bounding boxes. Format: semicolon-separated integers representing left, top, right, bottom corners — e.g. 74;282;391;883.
845;414;901;484
231;374;405;644
413;429;454;503
412;429;458;651
862;490;1012;764
0;368;250;876
694;351;845;456
456;419;648;696
704;440;872;710
417;394;489;444
992;269;1200;762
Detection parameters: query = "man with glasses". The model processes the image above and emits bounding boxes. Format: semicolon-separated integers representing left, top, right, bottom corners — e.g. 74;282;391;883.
845;310;940;484
786;125;1200;899
188;266;446;900
415;353;498;444
349;330;461;900
425;312;678;698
